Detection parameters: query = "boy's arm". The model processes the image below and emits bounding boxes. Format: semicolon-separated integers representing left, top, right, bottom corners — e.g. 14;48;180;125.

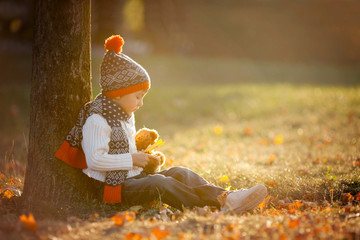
81;114;133;171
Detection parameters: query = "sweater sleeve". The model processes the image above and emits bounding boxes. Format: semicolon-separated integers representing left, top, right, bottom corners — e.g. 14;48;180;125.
81;114;133;171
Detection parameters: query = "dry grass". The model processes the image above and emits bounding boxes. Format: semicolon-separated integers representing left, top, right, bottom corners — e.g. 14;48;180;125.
1;56;360;239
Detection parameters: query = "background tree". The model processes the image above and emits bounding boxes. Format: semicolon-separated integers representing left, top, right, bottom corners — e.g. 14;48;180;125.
22;0;93;214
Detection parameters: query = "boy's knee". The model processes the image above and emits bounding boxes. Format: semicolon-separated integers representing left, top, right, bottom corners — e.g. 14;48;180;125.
147;174;170;188
167;166;190;175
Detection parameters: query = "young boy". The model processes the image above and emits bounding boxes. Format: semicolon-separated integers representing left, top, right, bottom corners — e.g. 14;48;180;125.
55;35;267;214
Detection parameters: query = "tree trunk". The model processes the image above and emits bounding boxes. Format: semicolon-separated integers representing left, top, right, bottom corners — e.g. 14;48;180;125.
22;0;92;214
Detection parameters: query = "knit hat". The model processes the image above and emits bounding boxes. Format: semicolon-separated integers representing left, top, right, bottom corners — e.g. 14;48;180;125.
100;35;150;98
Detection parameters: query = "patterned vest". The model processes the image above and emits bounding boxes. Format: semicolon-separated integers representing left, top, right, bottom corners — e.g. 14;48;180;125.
55;93;131;203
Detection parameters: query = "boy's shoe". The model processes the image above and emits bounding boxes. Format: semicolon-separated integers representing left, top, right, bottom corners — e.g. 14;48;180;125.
218;184;267;214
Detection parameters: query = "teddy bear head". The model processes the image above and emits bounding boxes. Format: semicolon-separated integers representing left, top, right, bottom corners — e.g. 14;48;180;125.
135;128;159;151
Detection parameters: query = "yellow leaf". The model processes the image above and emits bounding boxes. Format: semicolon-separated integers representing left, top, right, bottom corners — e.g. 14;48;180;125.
145;139;165;153
218;175;229;183
19;213;38;232
274;135;284;145
213;125;223;135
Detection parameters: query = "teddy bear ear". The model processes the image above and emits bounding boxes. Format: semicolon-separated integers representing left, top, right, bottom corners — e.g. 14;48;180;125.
150;130;159;141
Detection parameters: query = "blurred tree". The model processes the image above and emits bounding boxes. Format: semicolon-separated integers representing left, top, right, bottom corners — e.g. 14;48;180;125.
22;0;94;213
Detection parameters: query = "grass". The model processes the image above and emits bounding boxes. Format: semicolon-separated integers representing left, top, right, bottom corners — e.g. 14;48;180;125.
1;54;360;239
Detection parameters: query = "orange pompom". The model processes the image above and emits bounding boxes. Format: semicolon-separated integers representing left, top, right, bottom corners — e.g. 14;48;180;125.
104;35;124;54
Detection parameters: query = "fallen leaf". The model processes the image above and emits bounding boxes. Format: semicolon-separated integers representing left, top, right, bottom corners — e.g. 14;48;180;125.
124;232;143;240
298;169;309;175
288;218;300;229
244;126;253;136
214;125;223;135
274;135;284;145
268;154;276;165
356;192;360;201
19;213;38;232
151;227;170;239
342;193;354;204
218;175;230;183
178;233;192;240
1;189;15;199
353;158;360;167
259;139;269;146
110;215;124;226
111;211;136;226
267;181;279;188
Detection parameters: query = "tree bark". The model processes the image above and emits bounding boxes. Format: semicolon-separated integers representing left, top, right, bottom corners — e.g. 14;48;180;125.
23;0;93;214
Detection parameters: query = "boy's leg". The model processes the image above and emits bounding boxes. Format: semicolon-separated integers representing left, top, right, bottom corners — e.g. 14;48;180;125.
121;172;225;209
157;166;210;186
158;166;227;205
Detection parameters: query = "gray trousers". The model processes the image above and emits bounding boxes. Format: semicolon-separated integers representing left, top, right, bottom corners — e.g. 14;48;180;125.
121;166;226;210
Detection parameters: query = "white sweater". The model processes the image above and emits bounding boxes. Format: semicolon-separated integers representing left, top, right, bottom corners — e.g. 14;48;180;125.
81;114;142;182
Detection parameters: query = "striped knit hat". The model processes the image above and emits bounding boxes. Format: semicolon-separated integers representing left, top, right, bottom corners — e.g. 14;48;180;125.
100;35;150;98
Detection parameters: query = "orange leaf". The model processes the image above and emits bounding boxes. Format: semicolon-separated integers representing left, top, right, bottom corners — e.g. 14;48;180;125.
259;139;269;146
19;213;38;232
258;200;266;210
258;196;270;210
353;158;360;167
110;215;124;226
124;232;143;240
178;233;192;240
244;126;253;136
356;192;360;201
288;208;295;214
267;181;279;188
268;154;276;165
288;218;300;229
111;211;136;226
124;211;136;222
1;189;15;199
342;193;354;204
280;233;287;240
151;227;170;239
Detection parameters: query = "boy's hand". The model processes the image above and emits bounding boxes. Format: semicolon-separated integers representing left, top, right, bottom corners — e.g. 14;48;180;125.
132;152;151;168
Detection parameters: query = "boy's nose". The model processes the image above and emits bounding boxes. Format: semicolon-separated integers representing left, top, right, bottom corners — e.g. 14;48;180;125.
138;100;143;107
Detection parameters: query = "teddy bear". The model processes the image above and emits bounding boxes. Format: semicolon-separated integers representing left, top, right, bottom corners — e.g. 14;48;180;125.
135;127;166;174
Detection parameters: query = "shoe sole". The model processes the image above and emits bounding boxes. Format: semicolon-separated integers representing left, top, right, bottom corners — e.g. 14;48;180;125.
229;184;268;214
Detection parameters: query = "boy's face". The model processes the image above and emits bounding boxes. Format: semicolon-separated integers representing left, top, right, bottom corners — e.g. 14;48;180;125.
113;89;148;116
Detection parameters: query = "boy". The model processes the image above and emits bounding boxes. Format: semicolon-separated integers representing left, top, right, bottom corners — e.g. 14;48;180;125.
56;35;267;213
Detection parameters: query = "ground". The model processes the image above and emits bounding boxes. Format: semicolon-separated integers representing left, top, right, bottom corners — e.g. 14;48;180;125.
0;54;360;239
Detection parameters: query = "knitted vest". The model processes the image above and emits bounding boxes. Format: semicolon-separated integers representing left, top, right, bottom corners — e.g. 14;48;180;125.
55;94;131;203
